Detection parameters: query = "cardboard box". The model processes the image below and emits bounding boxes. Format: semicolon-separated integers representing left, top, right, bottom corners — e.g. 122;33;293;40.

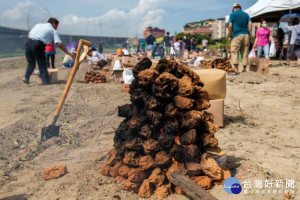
258;58;270;74
103;54;113;61
48;68;58;83
249;58;269;74
206;99;224;127
122;56;137;68
123;84;130;93
38;68;58;84
113;69;124;82
249;57;259;72
79;61;92;71
193;69;226;100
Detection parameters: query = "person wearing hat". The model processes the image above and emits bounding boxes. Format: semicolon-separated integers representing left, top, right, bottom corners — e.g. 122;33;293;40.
62;48;77;68
228;3;252;74
87;48;108;70
23;17;74;84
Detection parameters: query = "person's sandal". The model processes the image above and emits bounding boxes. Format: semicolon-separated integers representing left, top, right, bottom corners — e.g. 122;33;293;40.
22;77;29;84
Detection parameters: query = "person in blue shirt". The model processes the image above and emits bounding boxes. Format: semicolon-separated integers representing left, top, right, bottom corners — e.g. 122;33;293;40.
228;3;252;74
23;18;73;85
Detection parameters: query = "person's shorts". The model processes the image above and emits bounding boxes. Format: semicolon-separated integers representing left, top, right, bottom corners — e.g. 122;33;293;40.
147;45;154;51
287;44;295;59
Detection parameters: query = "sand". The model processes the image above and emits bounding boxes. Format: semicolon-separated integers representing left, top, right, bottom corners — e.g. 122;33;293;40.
0;56;299;200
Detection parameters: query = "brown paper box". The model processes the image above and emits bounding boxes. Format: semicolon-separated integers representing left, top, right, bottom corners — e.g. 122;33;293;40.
193;69;226;100
249;58;269;74
249;57;259;72
122;56;137;68
206;99;224;127
38;68;58;84
113;69;124;83
103;54;113;61
258;58;270;74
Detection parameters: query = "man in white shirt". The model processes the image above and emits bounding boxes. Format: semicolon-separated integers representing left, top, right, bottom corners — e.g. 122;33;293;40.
87;48;108;69
23;18;73;85
202;38;208;50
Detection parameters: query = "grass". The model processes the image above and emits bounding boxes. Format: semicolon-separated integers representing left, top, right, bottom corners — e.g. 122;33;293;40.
0;53;25;58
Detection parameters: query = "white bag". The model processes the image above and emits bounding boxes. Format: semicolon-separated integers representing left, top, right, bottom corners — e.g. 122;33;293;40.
194;57;204;67
122;68;135;84
113;60;122;70
269;42;276;58
170;47;175;55
248;48;256;58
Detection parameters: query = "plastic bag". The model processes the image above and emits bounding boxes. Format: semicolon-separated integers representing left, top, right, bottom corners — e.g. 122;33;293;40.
248;48;256;58
170;47;175;55
269;42;276;57
194;57;204;67
122;68;135;84
113;60;122;70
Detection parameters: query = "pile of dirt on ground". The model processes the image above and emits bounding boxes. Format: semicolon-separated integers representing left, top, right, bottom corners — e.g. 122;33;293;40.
229;71;267;84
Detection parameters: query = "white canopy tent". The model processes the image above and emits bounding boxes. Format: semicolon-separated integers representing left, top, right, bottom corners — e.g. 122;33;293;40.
225;0;300;23
245;0;300;22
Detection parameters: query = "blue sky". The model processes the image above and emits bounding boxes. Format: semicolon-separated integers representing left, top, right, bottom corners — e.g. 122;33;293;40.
0;0;256;37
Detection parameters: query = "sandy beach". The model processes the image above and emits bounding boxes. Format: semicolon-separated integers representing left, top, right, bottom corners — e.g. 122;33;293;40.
0;56;299;200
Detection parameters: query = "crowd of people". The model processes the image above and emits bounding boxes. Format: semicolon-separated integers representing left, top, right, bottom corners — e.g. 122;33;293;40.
22;5;300;85
228;3;300;75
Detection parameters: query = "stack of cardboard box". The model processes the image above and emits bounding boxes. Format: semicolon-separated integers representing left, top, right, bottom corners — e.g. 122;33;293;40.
193;69;226;127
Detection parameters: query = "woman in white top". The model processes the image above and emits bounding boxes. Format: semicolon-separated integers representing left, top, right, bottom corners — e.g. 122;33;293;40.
286;17;300;67
173;39;181;57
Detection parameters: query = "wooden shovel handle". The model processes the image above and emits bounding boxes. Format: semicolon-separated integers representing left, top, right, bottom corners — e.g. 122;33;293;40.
54;39;91;116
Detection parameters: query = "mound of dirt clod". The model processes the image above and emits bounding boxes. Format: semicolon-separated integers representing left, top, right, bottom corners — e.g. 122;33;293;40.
229;72;267;84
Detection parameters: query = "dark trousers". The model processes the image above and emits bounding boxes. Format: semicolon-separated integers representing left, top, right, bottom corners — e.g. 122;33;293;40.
46;54;55;68
25;39;50;84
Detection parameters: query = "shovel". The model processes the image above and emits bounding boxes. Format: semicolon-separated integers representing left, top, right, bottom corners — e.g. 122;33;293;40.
41;39;91;141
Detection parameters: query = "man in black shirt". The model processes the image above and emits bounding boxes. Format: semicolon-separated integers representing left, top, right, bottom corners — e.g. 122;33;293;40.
164;32;171;56
146;33;156;56
183;36;191;52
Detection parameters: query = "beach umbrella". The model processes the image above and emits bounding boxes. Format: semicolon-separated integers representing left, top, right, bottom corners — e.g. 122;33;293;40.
66;42;78;51
279;13;300;22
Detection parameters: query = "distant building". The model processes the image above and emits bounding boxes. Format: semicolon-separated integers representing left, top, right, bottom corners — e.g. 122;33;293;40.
144;26;165;38
212;18;227;39
183;19;215;38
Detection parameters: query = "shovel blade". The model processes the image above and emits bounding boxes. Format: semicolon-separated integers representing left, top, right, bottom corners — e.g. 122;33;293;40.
41;125;60;141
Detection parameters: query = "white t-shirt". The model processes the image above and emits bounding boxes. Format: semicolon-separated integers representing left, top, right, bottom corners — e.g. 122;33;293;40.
174;42;180;51
29;23;62;45
90;51;107;62
122;49;129;55
287;24;300;45
202;39;208;47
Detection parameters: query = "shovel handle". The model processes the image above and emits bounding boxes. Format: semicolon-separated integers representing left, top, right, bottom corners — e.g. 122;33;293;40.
53;39;91;117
